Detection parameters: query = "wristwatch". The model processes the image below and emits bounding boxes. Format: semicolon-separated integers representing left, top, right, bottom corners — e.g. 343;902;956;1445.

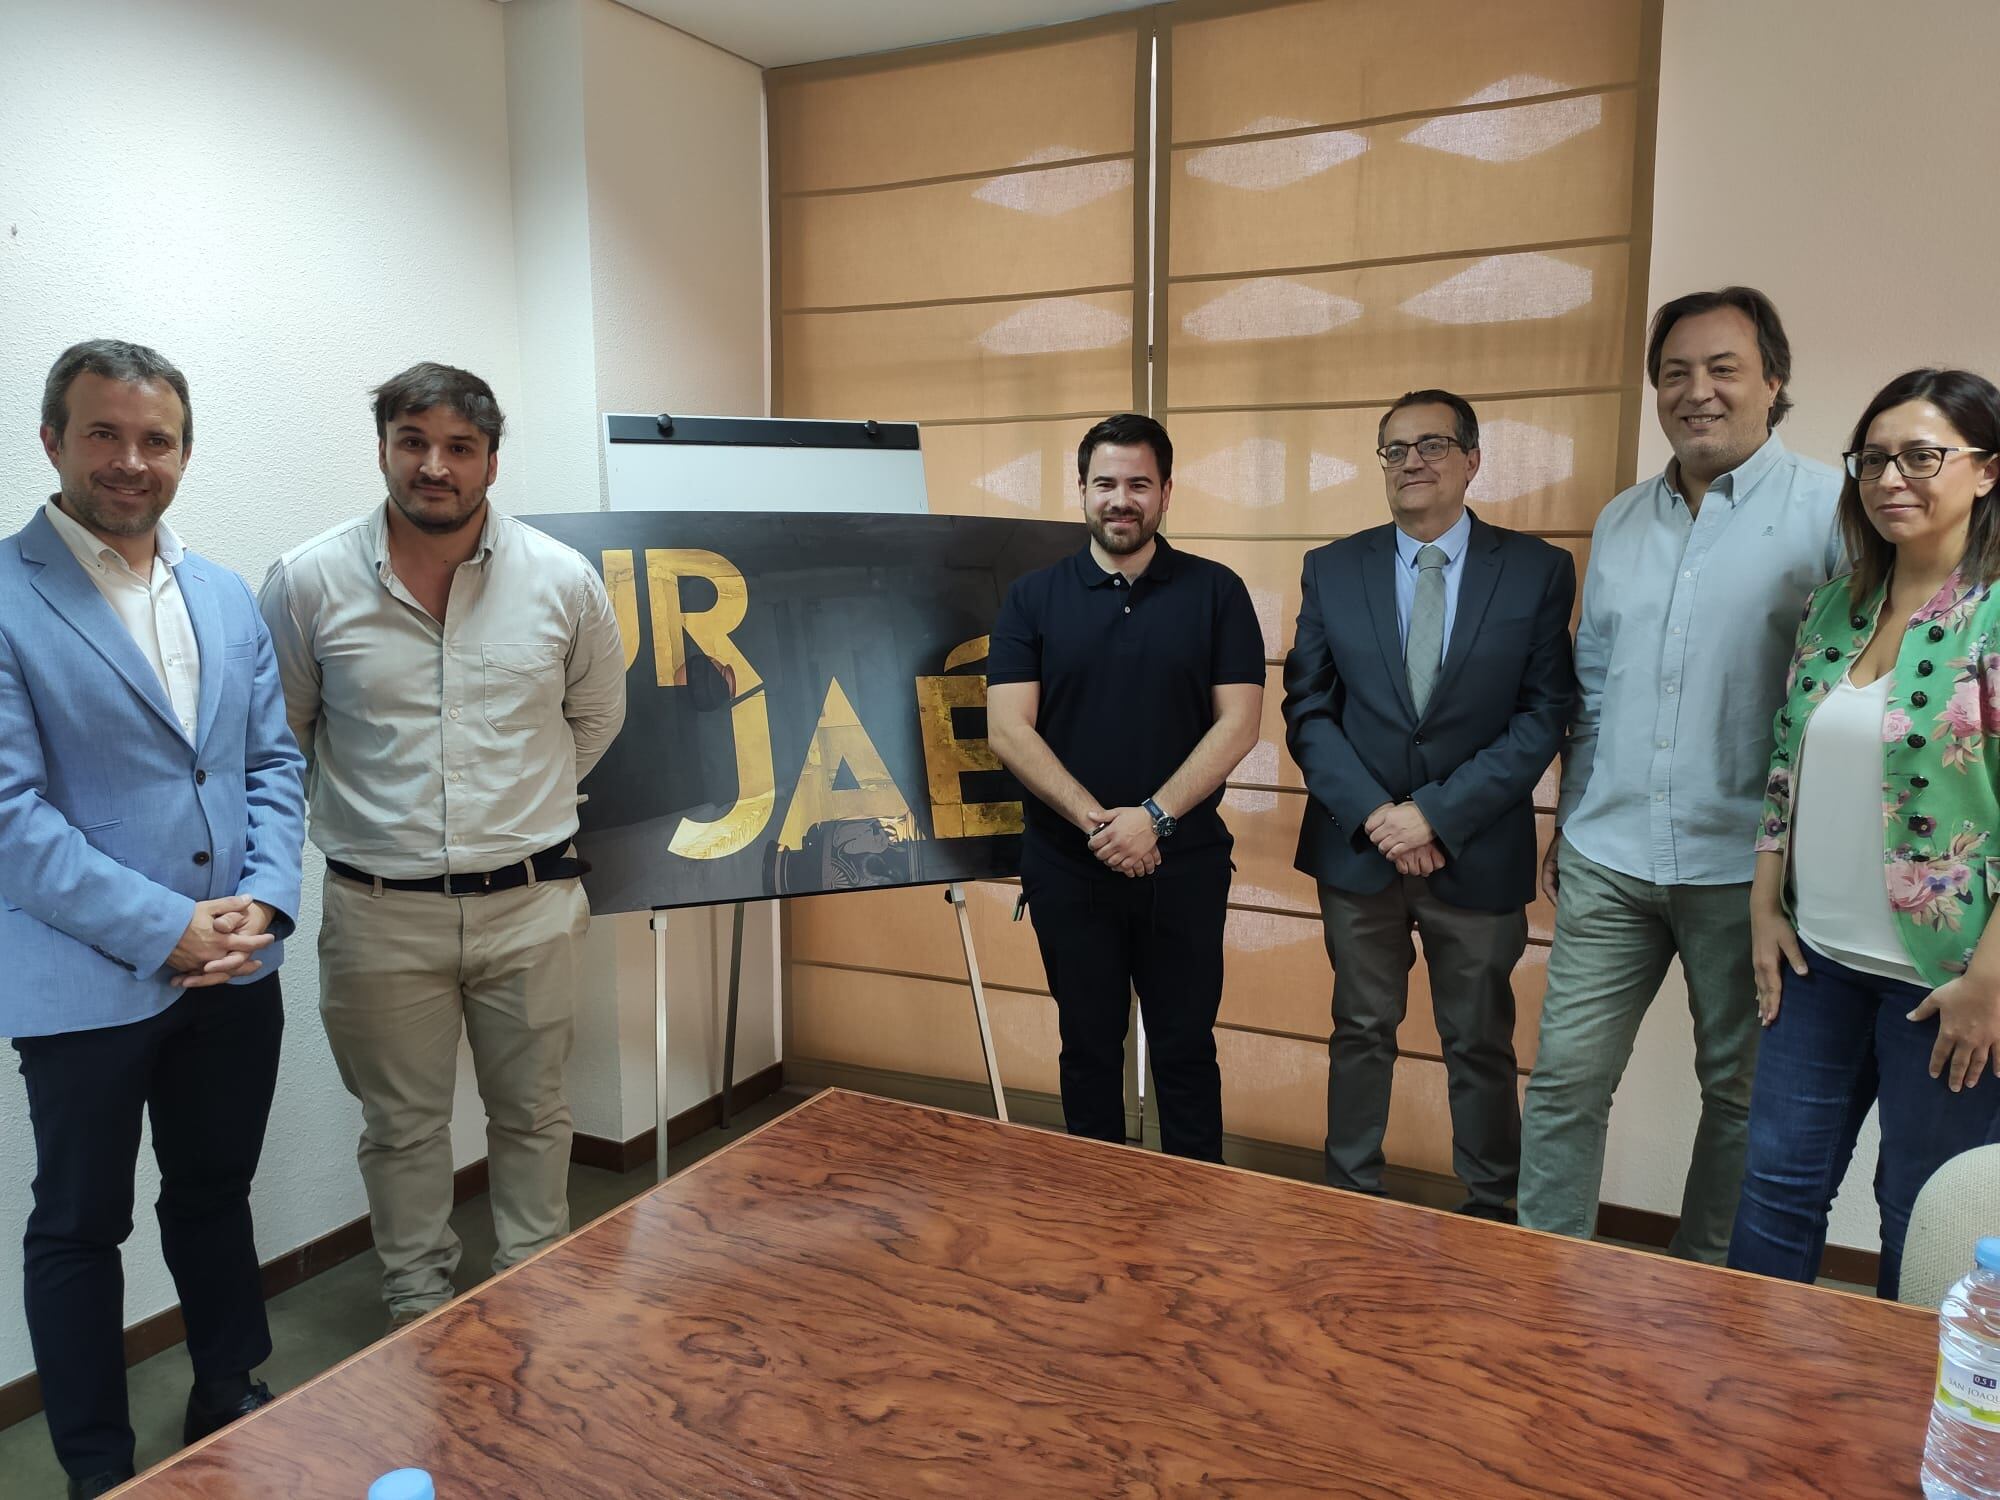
1143;797;1178;839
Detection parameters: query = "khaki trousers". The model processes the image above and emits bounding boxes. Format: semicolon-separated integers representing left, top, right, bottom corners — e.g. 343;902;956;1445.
319;872;589;1314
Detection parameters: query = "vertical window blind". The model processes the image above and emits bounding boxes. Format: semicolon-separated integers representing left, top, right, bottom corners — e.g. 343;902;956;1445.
775;0;1662;1172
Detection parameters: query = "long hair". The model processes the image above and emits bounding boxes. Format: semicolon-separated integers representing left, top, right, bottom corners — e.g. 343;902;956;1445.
1839;368;2000;602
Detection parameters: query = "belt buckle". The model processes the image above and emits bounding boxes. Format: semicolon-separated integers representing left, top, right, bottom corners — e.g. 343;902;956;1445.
482;870;494;891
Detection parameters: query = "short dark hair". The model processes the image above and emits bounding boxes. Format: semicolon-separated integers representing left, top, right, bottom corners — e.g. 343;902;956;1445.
1378;389;1479;452
42;339;192;447
1646;286;1794;429
1839;368;2000;602
1077;412;1172;485
371;362;505;452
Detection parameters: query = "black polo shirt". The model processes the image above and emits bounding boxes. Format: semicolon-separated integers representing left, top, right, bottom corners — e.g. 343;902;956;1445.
987;536;1265;873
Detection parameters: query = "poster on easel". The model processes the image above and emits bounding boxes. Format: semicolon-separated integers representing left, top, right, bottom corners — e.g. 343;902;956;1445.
523;508;1082;916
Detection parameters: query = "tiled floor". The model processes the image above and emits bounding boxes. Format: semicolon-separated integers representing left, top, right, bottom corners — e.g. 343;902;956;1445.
1;1087;810;1498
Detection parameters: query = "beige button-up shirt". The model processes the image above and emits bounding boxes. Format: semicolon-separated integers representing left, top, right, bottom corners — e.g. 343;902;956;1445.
43;497;202;743
258;503;626;878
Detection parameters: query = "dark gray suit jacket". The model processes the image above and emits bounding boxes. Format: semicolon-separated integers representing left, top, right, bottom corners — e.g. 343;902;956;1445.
1282;512;1577;913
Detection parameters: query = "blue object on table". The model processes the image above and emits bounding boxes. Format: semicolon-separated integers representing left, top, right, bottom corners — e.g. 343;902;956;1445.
368;1470;435;1500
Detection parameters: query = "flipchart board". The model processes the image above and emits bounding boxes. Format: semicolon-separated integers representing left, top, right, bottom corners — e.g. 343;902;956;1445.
601;413;929;516
521;510;1084;915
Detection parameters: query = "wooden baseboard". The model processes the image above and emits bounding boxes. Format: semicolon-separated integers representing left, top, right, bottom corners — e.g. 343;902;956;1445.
1592;1201;1881;1290
0;1157;491;1435
0;1067;785;1433
570;1061;785;1173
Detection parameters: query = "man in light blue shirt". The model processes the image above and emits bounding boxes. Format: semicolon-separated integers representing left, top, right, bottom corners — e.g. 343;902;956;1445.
1517;288;1842;1261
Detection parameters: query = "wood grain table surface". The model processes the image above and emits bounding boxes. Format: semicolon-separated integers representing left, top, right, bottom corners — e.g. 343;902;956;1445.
118;1088;1940;1498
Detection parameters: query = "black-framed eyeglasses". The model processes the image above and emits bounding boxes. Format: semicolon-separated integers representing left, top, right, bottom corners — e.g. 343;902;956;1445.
1843;446;1993;481
1376;435;1464;469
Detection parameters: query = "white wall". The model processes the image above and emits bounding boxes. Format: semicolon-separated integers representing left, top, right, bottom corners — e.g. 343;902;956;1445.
1604;0;2000;1253
577;0;774;1140
0;0;771;1387
508;0;775;1143
0;0;521;1386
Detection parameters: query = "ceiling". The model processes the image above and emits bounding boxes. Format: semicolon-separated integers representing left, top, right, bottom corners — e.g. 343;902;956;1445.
613;0;1155;68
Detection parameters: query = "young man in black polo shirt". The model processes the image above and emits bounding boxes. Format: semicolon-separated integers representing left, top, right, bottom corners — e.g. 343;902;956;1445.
987;413;1264;1161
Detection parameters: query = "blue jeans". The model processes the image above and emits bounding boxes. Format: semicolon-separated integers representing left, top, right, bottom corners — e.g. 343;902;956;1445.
1727;946;2000;1297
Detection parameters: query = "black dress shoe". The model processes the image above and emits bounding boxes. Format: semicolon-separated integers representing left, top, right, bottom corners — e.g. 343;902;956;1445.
182;1379;274;1445
1455;1200;1519;1226
68;1470;134;1499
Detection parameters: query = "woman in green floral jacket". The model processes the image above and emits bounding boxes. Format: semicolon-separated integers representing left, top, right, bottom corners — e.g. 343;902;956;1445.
1731;368;2000;1298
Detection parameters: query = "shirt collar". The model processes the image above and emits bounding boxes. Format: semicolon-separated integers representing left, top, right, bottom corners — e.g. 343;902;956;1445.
43;495;181;574
370;499;501;574
1665;430;1789;510
1393;508;1472;568
1074;533;1178;589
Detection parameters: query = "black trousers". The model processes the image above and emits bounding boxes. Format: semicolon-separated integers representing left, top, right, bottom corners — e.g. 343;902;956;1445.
1022;848;1230;1162
14;976;284;1479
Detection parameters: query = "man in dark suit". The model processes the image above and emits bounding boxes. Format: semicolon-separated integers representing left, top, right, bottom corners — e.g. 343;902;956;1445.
1282;389;1575;1220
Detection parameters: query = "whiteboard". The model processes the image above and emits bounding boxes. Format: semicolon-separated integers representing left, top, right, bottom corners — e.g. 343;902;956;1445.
603;413;927;515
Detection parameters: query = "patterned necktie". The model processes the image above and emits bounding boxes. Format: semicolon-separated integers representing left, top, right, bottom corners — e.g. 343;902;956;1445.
1406;543;1448;715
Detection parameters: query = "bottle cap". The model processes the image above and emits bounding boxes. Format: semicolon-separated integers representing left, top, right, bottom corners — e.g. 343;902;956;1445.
369;1470;435;1500
1975;1237;2000;1273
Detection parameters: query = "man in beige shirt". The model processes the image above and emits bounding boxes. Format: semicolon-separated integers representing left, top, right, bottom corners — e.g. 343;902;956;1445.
259;362;625;1326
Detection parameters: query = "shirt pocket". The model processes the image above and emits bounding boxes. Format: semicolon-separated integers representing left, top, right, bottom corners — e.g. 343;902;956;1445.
481;643;563;733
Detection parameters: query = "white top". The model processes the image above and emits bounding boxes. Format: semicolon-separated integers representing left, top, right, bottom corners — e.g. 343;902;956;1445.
1793;671;1922;984
257;503;627;878
43;497;200;743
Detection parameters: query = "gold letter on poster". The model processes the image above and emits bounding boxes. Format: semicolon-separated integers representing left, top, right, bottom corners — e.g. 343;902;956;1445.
600;550;642;670
639;549;776;858
776;678;916;850
914;636;1023;837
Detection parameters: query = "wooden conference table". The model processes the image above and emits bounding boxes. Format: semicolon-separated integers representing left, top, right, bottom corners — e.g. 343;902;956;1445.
122;1089;1938;1498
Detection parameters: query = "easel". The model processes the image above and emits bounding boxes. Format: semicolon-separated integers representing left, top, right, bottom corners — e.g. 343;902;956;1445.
590;410;1021;1182
650;879;1007;1181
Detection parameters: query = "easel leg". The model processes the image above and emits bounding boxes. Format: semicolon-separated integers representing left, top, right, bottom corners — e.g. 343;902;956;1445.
719;902;745;1129
652;911;671;1182
1133;984;1150;1146
948;882;1008;1121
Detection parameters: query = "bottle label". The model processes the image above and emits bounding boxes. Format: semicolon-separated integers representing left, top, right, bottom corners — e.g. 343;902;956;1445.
1937;1351;2000;1428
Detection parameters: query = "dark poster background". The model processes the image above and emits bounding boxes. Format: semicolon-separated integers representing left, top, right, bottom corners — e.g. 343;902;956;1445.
523;511;1084;914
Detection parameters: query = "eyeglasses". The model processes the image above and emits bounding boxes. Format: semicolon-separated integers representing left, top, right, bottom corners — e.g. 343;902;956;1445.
1375;435;1464;469
1843;446;1992;481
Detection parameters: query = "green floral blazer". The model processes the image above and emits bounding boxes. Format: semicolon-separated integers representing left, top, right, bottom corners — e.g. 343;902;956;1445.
1757;568;2000;987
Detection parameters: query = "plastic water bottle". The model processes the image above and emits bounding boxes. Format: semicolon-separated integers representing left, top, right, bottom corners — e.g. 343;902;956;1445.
1922;1238;2000;1498
369;1471;434;1500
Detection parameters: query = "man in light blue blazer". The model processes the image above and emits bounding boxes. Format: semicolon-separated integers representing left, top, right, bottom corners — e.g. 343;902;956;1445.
0;341;305;1498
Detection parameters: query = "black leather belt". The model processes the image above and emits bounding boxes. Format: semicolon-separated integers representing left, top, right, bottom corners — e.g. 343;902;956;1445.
327;842;588;896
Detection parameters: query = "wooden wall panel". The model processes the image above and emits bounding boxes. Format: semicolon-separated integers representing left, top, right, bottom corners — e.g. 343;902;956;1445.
777;0;1656;1198
789;963;1061;1094
1216;1012;1537;1168
788;884;1048;993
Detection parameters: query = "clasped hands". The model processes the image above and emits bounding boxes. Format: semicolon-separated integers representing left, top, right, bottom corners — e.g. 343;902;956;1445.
1365;801;1444;877
168;894;277;989
1082;803;1160;878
